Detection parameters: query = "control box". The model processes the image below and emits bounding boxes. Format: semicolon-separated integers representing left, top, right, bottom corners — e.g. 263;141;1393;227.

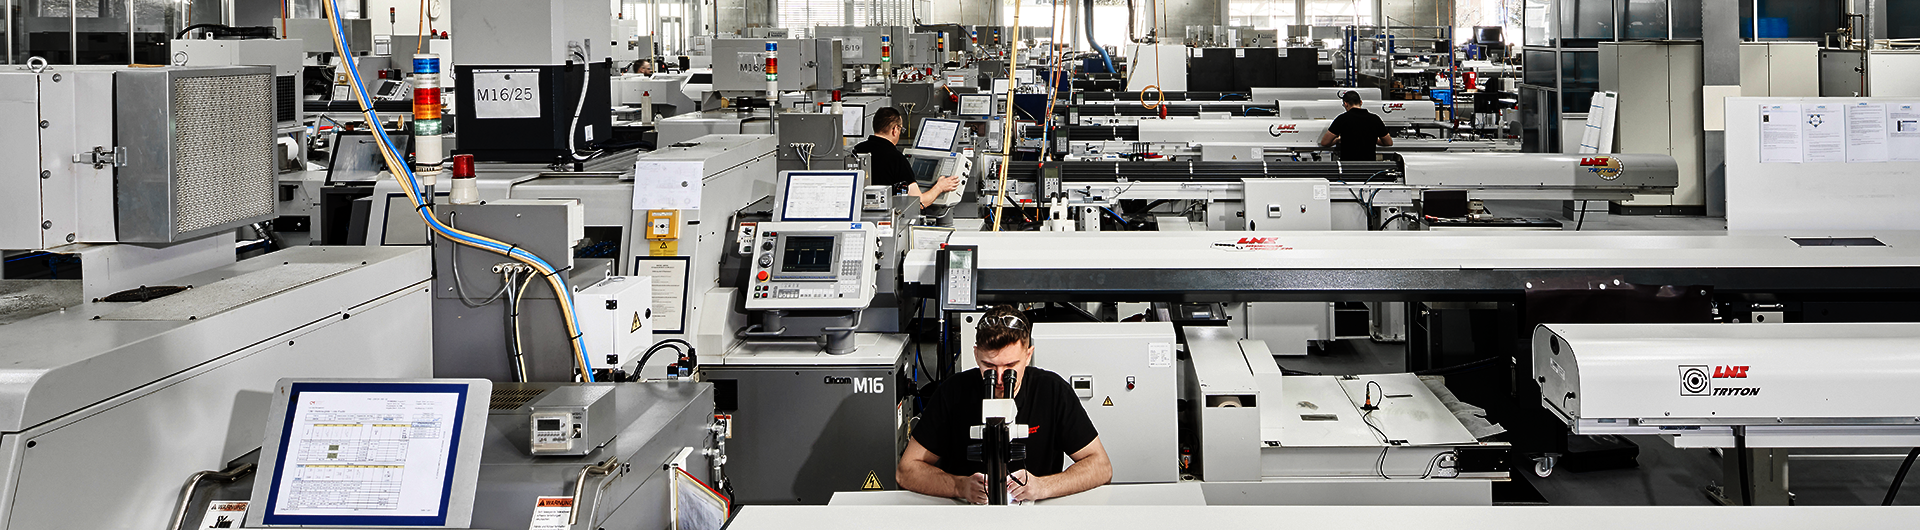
1029;322;1179;483
573;276;653;372
745;221;879;311
904;150;971;207
528;384;618;456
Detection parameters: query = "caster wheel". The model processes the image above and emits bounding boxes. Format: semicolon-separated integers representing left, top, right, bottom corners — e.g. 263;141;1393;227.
1533;456;1557;478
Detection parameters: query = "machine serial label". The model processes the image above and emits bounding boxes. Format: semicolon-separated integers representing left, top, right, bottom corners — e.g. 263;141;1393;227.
470;69;542;119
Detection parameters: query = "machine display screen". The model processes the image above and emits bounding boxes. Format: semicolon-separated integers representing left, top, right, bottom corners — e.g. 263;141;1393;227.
914;118;963;152
909;156;943;185
780;236;837;273
957;94;993;117
259;381;473;527
536;418;562;431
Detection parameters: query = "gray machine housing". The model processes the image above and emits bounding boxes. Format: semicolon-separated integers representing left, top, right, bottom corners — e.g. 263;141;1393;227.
710;38;843;92
811;26;903;66
0;68;119;249
700;341;910;504
0;247;434;530
1029;322;1180;483
430;200;609;383
278;17;371;54
477;382;718;529
777;112;848;170
901;33;942;65
452;0;613;64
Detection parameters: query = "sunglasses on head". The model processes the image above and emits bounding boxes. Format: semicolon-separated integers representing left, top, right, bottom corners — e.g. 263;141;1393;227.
978;314;1026;331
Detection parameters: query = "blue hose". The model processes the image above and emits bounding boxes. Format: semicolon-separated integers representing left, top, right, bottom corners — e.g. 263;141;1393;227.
1084;0;1116;74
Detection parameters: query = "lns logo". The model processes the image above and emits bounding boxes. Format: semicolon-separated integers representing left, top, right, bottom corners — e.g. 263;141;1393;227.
1679;365;1759;396
1267;124;1299;137
1381;103;1406;113
1212;237;1294;252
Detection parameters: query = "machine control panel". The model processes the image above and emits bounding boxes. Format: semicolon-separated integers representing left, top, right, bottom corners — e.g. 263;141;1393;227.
529;411;580;454
938;245;978;311
746;221;879;310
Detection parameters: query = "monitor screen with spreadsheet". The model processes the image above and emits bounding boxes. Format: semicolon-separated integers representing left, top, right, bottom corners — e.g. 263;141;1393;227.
249;379;490;528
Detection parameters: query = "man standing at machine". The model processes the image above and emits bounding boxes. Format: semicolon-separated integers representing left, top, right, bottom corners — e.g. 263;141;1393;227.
853;107;960;210
897;306;1112;503
1318;90;1393;161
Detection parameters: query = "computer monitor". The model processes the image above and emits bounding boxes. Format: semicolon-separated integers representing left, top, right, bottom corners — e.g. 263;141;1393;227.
990;78;1011;95
247;378;491;528
774;170;863;222
956;94;994;117
913;118;964;152
1473;26;1503;45
327;130;410;184
1015;68;1036;86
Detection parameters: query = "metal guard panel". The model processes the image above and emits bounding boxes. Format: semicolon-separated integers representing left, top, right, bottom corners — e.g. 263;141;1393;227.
1542;323;1920;424
0;247;428;432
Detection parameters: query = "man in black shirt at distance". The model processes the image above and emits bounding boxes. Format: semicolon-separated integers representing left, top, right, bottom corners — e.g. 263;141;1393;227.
1318;90;1394;161
896;305;1112;504
851;107;960;209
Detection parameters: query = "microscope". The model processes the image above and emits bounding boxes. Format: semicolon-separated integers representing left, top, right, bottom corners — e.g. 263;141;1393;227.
968;369;1027;505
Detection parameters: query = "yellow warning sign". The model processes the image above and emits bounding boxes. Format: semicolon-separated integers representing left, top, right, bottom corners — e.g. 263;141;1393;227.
862;470;883;490
650;239;679;256
631;312;644;333
1102;397;1114;407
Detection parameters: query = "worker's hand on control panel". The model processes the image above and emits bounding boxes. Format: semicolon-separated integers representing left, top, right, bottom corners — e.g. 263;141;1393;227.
919;175;962;208
930;175;962;195
956;472;990;504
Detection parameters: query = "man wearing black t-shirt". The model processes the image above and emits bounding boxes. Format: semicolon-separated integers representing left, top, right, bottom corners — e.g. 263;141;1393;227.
1318;90;1394;161
896;305;1112;504
852;107;959;209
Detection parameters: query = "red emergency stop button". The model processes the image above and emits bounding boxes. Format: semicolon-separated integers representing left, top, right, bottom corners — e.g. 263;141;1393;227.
756;271;769;281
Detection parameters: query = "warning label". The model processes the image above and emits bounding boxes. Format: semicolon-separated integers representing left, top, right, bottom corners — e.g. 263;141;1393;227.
862;470;883;490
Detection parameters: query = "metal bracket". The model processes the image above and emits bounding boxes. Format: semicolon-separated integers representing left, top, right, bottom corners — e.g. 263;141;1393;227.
73;146;127;169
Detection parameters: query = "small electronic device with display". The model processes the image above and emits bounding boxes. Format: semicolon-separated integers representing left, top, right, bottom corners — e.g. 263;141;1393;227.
957;93;994;117
247;378;491;528
374;79;410;101
745;221;880;310
938;244;978;311
528;385;617;456
773;170;863;222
